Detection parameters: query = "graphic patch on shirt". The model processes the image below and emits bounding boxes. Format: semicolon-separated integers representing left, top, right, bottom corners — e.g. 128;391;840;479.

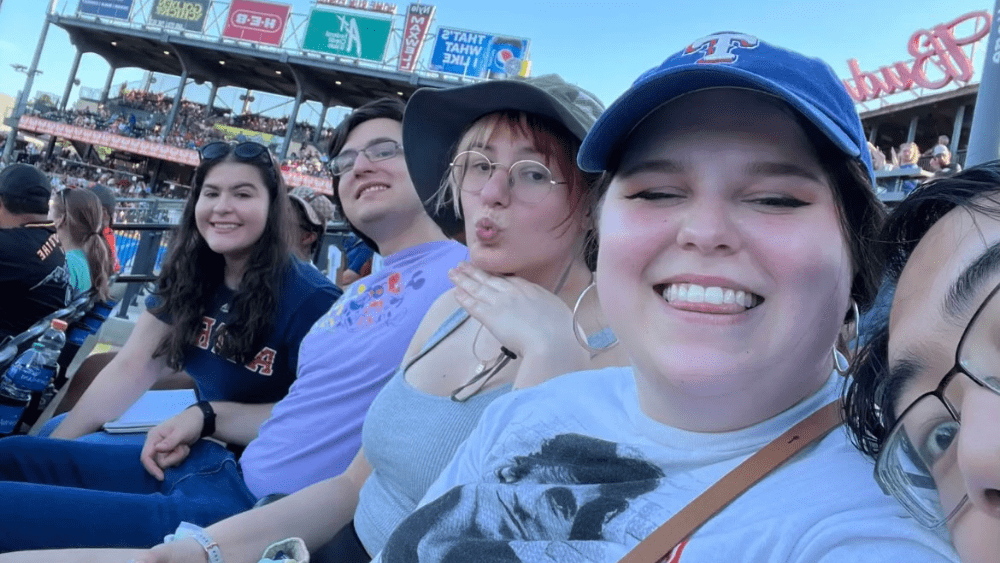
380;433;667;563
195;315;277;375
28;262;72;305
314;269;427;332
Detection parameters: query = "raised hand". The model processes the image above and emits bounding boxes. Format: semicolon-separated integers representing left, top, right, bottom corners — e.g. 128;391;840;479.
448;261;579;358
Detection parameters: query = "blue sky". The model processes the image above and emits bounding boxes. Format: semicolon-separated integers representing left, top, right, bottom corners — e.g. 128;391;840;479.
0;0;991;126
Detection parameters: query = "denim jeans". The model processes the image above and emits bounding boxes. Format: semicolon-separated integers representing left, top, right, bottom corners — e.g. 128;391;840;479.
36;413;147;447
0;435;258;552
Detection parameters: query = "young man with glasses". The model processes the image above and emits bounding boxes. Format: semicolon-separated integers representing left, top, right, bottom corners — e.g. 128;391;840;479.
847;161;1000;563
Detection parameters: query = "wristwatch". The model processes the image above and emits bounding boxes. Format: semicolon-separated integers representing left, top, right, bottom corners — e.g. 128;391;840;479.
190;400;216;438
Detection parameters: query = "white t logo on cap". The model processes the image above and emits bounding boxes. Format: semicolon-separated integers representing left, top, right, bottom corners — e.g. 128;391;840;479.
685;33;759;64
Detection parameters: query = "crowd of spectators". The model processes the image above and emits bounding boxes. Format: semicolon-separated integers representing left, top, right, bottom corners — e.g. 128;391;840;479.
43;159;151;194
26;90;335;179
867;135;964;195
230;112;335;144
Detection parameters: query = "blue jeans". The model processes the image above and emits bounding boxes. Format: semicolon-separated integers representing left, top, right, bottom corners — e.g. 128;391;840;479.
36;413;148;447
0;435;258;552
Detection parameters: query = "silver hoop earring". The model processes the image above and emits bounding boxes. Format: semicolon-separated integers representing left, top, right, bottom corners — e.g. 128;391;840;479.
572;282;618;355
832;349;850;375
848;300;860;356
833;300;860;376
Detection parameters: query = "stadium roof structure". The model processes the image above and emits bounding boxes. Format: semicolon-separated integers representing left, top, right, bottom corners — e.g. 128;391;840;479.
53;13;470;108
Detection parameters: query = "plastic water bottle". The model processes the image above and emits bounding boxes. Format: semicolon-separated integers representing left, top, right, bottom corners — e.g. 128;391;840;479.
0;319;68;434
0;379;30;435
6;319;68;393
36;319;68;364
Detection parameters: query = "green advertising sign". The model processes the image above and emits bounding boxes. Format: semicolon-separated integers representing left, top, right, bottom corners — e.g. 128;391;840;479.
303;8;392;62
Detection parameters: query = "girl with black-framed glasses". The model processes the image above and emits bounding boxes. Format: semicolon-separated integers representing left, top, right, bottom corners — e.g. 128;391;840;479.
846;161;1000;563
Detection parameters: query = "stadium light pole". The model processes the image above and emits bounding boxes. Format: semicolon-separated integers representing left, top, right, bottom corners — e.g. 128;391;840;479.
966;0;1000;166
2;0;57;164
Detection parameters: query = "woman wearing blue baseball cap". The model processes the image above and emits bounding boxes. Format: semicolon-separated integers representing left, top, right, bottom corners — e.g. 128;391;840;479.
359;34;958;563
0;36;960;563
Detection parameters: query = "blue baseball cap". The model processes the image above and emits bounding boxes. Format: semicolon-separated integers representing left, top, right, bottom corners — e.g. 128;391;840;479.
578;32;874;184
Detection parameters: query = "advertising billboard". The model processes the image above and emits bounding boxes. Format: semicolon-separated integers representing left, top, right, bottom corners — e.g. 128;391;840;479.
397;3;434;72
842;10;992;103
148;0;211;32
302;8;392;62
317;0;396;15
429;27;530;78
78;0;134;19
222;0;291;46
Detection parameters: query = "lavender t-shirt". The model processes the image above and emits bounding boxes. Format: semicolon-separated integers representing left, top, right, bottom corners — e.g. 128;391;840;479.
240;240;468;497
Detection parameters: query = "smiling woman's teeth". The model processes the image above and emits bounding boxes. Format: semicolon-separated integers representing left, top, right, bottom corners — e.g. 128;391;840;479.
662;283;760;308
361;184;389;196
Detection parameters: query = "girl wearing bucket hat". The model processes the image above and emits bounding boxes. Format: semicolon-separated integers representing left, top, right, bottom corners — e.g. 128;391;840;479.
359;34;958;563
23;76;625;563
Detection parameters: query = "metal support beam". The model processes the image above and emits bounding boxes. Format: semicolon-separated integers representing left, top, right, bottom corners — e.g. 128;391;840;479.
206;81;219;116
100;66;116;104
966;0;1000;166
280;90;304;160
241;89;253;115
160;70;189;142
160;43;192;142
906;115;919;143
60;49;83;111
951;104;966;160
867;122;879;145
313;104;329;144
279;66;305;161
2;3;55;165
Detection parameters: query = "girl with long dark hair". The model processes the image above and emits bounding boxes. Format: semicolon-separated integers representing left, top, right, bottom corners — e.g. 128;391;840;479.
50;142;340;438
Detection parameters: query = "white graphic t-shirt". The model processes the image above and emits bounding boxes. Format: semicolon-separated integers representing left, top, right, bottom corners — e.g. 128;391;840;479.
374;368;959;563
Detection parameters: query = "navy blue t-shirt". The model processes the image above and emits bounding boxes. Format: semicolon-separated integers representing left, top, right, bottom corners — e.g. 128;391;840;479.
146;258;341;403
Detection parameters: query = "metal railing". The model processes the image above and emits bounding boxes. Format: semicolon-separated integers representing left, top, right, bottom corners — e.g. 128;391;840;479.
111;221;174;318
107;211;355;317
114;197;186;225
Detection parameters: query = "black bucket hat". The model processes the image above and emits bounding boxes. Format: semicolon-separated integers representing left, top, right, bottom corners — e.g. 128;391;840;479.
402;74;605;232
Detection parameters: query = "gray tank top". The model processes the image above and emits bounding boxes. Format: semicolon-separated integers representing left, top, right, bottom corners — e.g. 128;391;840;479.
353;308;513;555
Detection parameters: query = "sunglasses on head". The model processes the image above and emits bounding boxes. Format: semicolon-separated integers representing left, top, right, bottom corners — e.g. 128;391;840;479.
198;142;275;169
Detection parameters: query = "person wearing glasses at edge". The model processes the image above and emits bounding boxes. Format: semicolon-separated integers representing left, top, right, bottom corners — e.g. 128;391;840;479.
4;75;630;563
844;162;1000;563
0;141;341;551
358;34;958;563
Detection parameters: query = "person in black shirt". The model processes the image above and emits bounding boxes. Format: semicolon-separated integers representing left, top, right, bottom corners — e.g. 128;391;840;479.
0;164;71;340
